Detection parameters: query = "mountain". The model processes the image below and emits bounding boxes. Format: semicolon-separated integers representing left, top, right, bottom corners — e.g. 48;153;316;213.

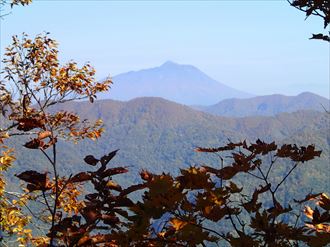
98;61;252;105
6;97;329;201
195;92;330;117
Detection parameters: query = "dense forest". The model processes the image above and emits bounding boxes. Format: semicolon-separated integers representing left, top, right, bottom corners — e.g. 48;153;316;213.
0;0;329;246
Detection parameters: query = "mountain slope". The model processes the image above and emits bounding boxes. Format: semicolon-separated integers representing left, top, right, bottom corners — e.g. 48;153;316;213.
6;97;329;200
99;61;252;105
196;92;330;117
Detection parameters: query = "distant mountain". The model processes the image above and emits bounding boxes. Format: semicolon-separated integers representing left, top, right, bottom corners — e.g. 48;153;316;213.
195;92;330;117
7;97;329;201
98;61;252;105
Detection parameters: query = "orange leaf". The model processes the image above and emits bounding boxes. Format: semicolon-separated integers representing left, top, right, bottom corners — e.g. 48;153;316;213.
170;218;188;231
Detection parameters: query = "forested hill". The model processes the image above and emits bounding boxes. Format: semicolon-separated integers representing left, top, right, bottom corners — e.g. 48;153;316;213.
195;92;330;117
6;97;329;200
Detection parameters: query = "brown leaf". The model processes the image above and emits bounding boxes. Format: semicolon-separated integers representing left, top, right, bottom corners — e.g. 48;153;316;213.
248;139;277;155
17;118;45;131
100;150;119;167
84;155;99;166
294;193;323;203
201;165;219;175
101;214;119;225
16;170;49;191
81;207;100;224
16;170;46;184
38;130;52;140
40;137;57;150
268;201;292;218
243;184;271;213
106;181;122;191
218;166;238;180
140;170;153;181
120;184;146;197
24;138;44;149
77;236;91;246
310;33;330;42
195;141;244;153
99;167;128;178
114;197;134;207
203;206;227;221
226;182;243;194
70;172;92;183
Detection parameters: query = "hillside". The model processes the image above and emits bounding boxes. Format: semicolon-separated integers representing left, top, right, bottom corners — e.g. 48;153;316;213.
195;92;330;117
98;61;252;105
4;97;329;203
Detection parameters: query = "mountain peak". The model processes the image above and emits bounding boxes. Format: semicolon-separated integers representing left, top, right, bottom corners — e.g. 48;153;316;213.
297;92;319;97
161;60;178;67
99;62;253;105
197;91;329;117
159;61;198;71
159;61;194;71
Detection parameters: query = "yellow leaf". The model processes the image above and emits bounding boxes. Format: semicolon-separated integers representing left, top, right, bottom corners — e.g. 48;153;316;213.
304;206;314;219
170;218;188;231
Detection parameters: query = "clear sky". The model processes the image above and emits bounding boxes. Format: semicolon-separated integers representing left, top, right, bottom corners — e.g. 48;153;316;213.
1;0;329;97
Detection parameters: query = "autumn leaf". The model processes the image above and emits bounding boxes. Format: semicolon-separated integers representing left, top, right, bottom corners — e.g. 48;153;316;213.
70;172;92;183
100;149;119;167
140;169;153;181
17;118;45;131
120;184;146;197
243;184;271;213
170;218;188;231
99;167;128;178
23;138;44;149
84;155;99;166
318;194;330;211
38;131;52;140
218;166;238;180
106;180;122;191
305;206;314;220
16;170;49;191
226;181;243;194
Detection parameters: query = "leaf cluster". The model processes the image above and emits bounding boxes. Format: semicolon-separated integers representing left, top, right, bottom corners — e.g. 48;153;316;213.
0;33;111;245
289;0;330;42
11;140;328;246
1;6;329;246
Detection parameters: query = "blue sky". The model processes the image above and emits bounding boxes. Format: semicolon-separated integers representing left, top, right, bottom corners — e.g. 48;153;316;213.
1;0;329;97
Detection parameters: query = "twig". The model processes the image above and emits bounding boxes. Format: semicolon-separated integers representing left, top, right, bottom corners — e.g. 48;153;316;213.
273;162;299;194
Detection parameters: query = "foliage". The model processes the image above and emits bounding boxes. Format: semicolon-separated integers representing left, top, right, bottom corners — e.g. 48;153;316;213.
0;0;32;18
9;140;329;246
26;150;143;246
0;133;32;246
1;37;328;244
0;1;329;246
124;140;326;246
289;0;330;42
0;33;111;245
9;0;31;7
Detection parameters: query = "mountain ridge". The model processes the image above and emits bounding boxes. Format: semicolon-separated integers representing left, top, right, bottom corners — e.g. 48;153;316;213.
194;91;329;117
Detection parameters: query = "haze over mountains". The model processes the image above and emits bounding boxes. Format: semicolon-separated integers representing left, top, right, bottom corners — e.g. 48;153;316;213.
196;92;330;117
99;61;252;105
98;61;329;117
